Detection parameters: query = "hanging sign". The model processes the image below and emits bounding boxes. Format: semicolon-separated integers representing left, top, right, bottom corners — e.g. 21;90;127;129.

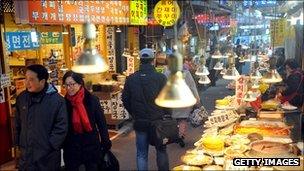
100;100;112;114
40;32;63;44
0;74;11;88
235;76;248;106
106;27;116;73
154;0;180;27
270;19;286;47
5;32;40;51
25;0;129;25
127;56;135;76
130;0;148;25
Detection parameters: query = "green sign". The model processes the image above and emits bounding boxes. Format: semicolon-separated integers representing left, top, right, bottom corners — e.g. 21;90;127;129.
40;32;62;44
130;0;148;25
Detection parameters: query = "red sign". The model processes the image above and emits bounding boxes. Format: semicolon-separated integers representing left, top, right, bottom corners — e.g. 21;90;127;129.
27;0;129;25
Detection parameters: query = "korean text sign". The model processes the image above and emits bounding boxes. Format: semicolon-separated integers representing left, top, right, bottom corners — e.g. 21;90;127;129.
27;0;129;25
154;0;180;27
130;0;148;25
5;32;40;51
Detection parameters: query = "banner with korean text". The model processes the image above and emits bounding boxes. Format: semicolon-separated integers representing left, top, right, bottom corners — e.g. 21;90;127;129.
25;0;129;25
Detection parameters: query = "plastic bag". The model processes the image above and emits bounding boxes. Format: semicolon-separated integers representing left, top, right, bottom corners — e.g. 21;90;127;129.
98;150;119;171
188;106;209;127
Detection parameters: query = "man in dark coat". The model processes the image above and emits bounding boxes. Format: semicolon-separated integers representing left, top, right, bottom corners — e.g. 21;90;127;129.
15;64;68;170
122;48;169;171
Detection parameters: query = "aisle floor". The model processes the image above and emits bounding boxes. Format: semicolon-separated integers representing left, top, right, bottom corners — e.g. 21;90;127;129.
111;79;233;170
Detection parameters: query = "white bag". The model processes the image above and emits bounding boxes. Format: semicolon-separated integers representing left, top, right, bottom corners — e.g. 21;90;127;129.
188;106;209;127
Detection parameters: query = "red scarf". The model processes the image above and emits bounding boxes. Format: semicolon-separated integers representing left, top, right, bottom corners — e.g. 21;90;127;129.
66;87;92;133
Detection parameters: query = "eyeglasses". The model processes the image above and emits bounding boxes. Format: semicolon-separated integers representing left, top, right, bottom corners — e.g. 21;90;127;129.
64;82;78;88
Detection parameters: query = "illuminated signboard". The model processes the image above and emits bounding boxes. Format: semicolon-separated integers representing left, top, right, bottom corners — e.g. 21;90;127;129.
154;0;180;27
26;0;129;25
130;0;147;25
5;32;40;51
243;0;277;8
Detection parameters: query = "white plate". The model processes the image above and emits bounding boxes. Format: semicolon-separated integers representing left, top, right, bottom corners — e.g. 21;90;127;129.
281;105;297;110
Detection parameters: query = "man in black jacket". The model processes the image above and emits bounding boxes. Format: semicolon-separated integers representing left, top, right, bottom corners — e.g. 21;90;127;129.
15;64;68;170
122;48;169;171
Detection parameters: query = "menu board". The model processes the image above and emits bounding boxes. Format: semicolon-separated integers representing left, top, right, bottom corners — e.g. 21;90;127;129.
40;32;63;44
5;32;40;51
27;0;129;25
0;74;11;88
130;0;148;25
154;0;180;27
270;19;287;47
106;27;116;73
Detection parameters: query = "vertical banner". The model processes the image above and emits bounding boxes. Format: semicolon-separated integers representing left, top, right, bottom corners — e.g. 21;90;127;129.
110;92;129;120
127;56;135;76
106;27;116;73
235;76;248;106
130;0;148;25
270;19;287;47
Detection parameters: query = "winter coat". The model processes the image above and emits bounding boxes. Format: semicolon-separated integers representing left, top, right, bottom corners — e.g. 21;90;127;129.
164;69;200;118
122;64;169;132
15;84;68;171
63;89;111;167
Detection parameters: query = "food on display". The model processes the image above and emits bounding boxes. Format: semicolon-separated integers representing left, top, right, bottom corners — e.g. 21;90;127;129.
247;133;263;142
215;96;235;109
258;82;269;93
258;111;284;120
248;140;292;157
202;165;223;171
224;144;249;158
172;165;202;171
181;153;213;166
219;123;235;135
186;149;205;156
225;134;250;146
213;157;224;165
261;99;280;110
202;136;225;151
203;127;218;136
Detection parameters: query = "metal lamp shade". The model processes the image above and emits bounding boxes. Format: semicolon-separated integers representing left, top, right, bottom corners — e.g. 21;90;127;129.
211;49;223;59
198;75;211;84
223;67;240;80
72;49;109;74
243;91;257;102
250;69;262;80
213;61;223;70
262;69;282;83
195;65;209;76
155;71;197;108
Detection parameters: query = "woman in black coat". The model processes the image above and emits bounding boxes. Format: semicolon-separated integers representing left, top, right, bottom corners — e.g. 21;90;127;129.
62;71;111;171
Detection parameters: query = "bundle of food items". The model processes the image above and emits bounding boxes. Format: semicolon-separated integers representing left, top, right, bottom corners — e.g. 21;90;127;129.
215;96;235;109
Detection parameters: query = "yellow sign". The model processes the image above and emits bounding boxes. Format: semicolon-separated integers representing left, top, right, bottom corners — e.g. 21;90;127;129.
270;19;287;47
154;0;180;27
130;0;148;25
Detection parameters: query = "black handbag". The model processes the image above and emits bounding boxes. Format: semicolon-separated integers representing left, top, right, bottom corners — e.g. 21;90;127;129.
138;76;179;147
98;150;119;171
149;115;179;147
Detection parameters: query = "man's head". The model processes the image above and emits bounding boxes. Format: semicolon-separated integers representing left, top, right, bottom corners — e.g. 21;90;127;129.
25;64;49;93
139;48;155;64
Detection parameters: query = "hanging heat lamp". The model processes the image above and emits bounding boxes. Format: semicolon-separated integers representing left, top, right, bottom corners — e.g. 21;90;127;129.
261;57;282;83
72;22;109;74
211;46;223;59
195;57;209;76
198;75;211;84
155;51;197;108
250;61;262;79
223;54;240;80
213;61;224;70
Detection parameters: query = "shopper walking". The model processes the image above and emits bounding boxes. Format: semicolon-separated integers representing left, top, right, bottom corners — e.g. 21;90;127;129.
15;64;68;170
122;48;170;171
62;71;111;171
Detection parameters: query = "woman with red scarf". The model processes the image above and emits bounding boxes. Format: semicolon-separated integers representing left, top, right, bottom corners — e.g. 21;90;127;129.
62;71;111;171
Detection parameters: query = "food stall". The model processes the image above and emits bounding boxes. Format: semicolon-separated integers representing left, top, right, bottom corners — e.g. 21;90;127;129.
173;77;303;170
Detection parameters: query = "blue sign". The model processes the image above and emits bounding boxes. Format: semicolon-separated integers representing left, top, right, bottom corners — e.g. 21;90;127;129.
243;0;277;8
5;32;40;51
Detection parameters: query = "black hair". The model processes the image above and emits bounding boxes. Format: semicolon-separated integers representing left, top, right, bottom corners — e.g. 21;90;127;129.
284;59;299;70
26;64;49;81
62;70;84;86
140;58;154;64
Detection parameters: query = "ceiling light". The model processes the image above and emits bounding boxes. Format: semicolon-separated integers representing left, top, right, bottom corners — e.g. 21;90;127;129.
198;75;211;84
211;49;223;59
116;27;122;33
72;22;109;74
262;57;282;83
213;61;224;70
